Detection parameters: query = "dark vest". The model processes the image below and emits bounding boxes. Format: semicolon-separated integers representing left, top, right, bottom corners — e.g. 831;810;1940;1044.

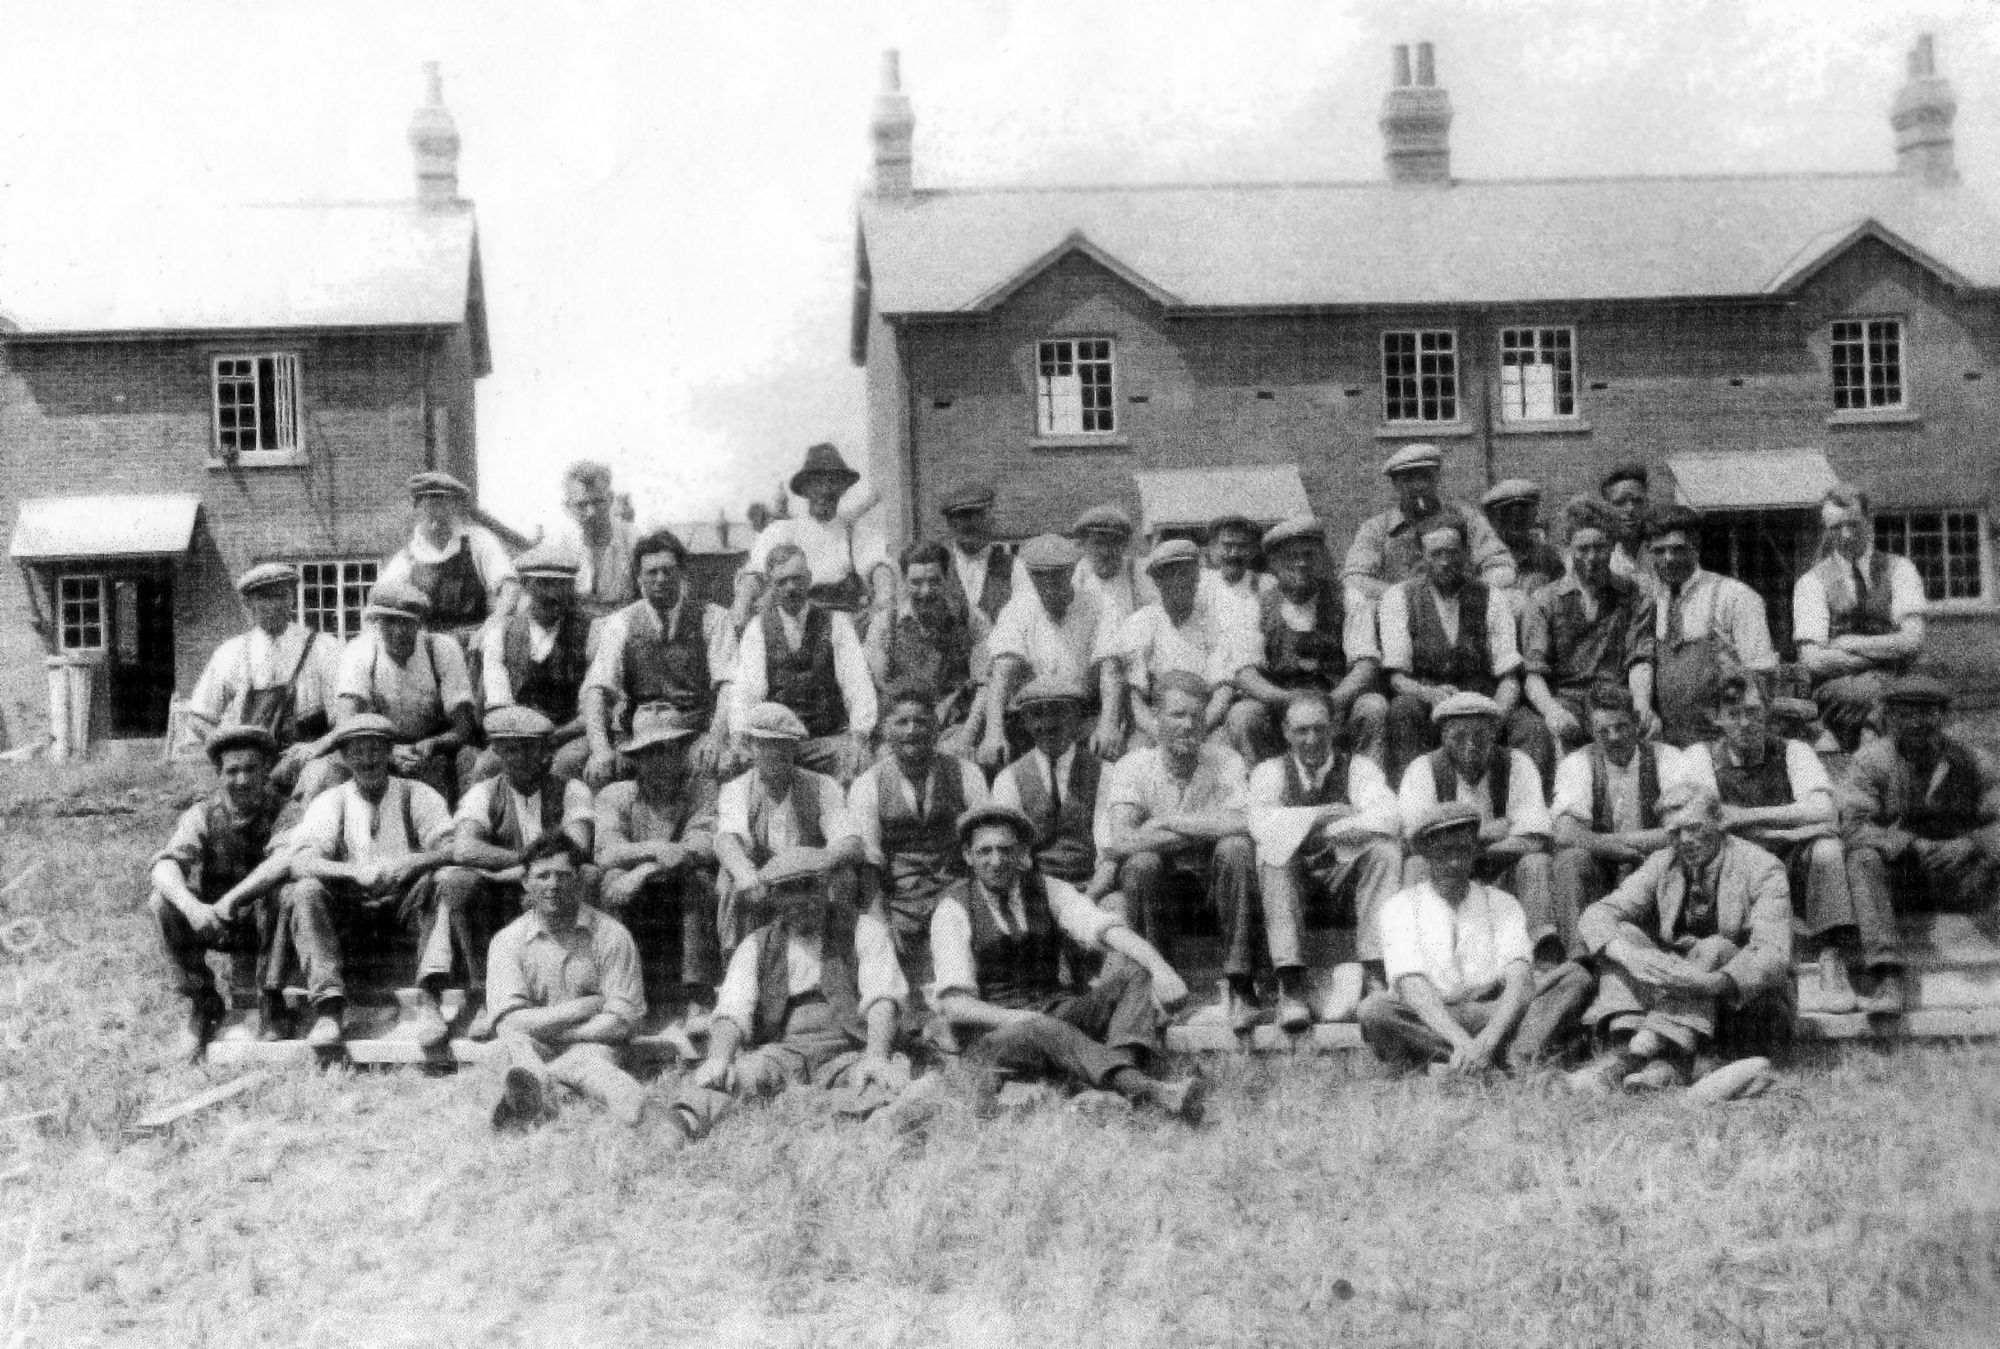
1709;736;1794;810
407;540;489;627
878;759;969;894
1587;743;1663;833
481;778;570;852
1259;584;1350;689
745;771;826;863
749;909;865;1047
1280;749;1352;808
882;609;975;696
1407;580;1497;695
620;601;714;731
1812;551;1901;641
964;544;1016;623
1428;747;1513;819
1008;749;1101;882
194;796;280;904
954;874;1066;1010
239;629;329;744
763;606;846;738
500;610;593;726
1903;740;1989;840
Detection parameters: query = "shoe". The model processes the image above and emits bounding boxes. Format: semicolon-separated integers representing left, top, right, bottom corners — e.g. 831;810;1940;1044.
1687;1056;1773;1105
680;1002;714;1038
254;992;291;1042
465;1005;497;1042
1621;1059;1688;1092
1857;969;1908;1016
1563;1057;1623;1097
1815;949;1859;1014
1315;963;1365;1024
604;1082;648;1128
1147;1075;1207;1126
1222;980;1262;1034
409;993;451;1051
174;998;222;1063
1275;992;1313;1035
491;1066;549;1131
305;1004;344;1048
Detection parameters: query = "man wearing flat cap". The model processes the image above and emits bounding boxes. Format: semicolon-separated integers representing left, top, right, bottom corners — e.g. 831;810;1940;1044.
1343;444;1516;613
280;714;459;1047
1359;801;1594;1075
377;470;519;638
938;480;1021;624
1071;503;1156;635
744;442;894;621
864;539;992;757
731;538;878;784
1229;515;1388;767
979;533;1117;770
1522;496;1659;754
992;677;1115;893
1481;479;1568;600
1838;675;2000;1013
186;563;343;795
1102;539;1250;755
147;725;301;1059
1198;514;1267;637
475;539;596;786
416;706;596;1046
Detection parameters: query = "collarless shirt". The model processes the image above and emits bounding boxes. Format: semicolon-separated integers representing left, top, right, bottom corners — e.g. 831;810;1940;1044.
1552;743;1685;832
1376;580;1523;679
716;768;855;851
582;595;737;707
927;873;1120;1002
189;622;341;728
730;606;877;736
334;630;474;737
1106;742;1249;825
1654;568;1778;670
988;587;1108;688
292;777;454;865
378;524;516;591
847;754;989;868
713;909;908;1033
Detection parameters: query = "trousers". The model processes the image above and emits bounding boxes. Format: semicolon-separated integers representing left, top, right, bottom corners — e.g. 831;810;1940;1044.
598;862;722;997
1256;837;1403;971
977;955;1166;1090
1584;934;1795;1056
147;888;284;1006
421;868;526;991
1357;962;1595;1071
277;876;427;1006
1115;836;1257;975
495;1035;645;1119
668;998;874;1139
1845;840;2000;968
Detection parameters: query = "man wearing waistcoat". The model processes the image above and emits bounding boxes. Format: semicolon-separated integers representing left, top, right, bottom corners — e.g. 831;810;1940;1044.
732;542;877;784
475;541;596;785
376;471;519;641
938;480;1020;624
1550;683;1683;957
931;805;1204;1122
583;527;737;788
1229;516;1388;767
1379;514;1554;787
864;540;991;758
148;725;301;1058
1794;485;1927;752
1523;496;1658;754
992;678;1114;893
185;563;343;796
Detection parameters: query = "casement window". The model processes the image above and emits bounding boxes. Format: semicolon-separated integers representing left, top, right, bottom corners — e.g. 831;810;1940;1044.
212;353;302;460
1036;339;1116;435
1830;319;1905;411
1381;330;1458;422
57;574;105;651
297;559;377;639
1875;510;1985;603
1497;327;1577;421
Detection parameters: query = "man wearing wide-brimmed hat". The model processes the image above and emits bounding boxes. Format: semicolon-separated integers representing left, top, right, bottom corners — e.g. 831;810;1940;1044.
186;562;344;794
744;442;894;618
376;469;519;636
474;539;595;784
147;724;301;1059
977;533;1118;770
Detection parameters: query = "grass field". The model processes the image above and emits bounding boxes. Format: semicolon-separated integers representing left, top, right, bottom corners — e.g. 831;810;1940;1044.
1;760;1997;1348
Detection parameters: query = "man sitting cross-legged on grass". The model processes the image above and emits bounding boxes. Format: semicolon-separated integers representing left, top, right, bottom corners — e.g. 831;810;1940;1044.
148;724;304;1059
1358;801;1594;1076
1570;779;1793;1094
931;805;1204;1123
1549;682;1682;958
664;846;911;1145
487;834;650;1129
1245;691;1403;1031
280;714;457;1047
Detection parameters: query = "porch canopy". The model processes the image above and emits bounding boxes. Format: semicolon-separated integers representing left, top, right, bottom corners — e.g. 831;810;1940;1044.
1134;465;1311;538
9;494;201;562
1665;450;1838;512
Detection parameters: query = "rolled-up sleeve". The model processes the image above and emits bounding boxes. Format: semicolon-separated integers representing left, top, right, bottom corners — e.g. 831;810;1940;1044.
1348;757;1401;838
732;620;769;730
1724;582;1778;672
1344;594;1381;664
430;637;474;714
1520;589;1556;678
1504;752;1551;840
927;899;978;1003
290;790;345;860
847;768;887;868
582;608;630;700
1487;589;1524;678
1551;750;1594;826
831;613;877;736
704;605;739;690
152;805;211;873
188;640;241;724
1784;741;1836;812
1466;511;1519;590
484;927;533;1025
1377;585;1413;673
1046;876;1120;949
595;921;647;1031
855;911;908;1013
480;622;514;707
1792;569;1831;648
712;930;764;1035
816;772;858;848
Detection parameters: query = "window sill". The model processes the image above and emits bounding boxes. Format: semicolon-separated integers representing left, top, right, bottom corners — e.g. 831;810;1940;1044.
1029;434;1130;452
1494;419;1593;436
208;453;307;470
1919;599;1997;619
1375;421;1474;439
1826;409;1920;428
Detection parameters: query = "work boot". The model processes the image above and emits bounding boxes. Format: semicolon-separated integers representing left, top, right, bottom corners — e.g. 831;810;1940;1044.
305;1000;345;1048
410;988;451;1051
1622;1058;1688;1092
1274;969;1312;1035
1857;967;1908;1016
174;995;223;1063
465;1003;497;1042
1816;949;1858;1014
253;991;292;1042
492;1065;551;1131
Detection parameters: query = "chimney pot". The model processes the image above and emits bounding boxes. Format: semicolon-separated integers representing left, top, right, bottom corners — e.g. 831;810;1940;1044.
870;48;916;198
1380;41;1453;185
407;61;462;210
1392;44;1412;87
1416;42;1436;87
1891;33;1957;186
882;49;902;93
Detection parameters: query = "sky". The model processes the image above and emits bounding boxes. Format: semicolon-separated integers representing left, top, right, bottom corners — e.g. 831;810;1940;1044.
1;0;1997;538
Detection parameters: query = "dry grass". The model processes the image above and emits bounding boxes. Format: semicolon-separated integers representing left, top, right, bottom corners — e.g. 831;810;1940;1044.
1;761;1997;1348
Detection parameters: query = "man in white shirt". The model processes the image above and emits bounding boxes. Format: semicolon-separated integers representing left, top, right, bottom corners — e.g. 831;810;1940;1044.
1793;484;1927;751
186;562;343;795
1071;504;1156;635
743;442;894;622
863;540;992;757
555;460;637;619
937;480;1021;624
992;678;1113;892
732;543;876;783
1645;505;1778;747
1550;682;1682;958
978;533;1115;769
1246;692;1403;1030
1198;514;1266;636
475;541;595;785
376;471;519;638
1106;539;1249;753
1358;801;1594;1075
1599;463;1655;590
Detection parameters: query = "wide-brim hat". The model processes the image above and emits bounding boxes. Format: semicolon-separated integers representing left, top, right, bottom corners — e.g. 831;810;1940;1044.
619;704;702;754
205;723;280;766
484;705;555;741
1410;800;1483;847
740;702;809;741
1883;674;1953;708
363;580;430;623
956;802;1036;846
330;713;397;748
1432;691;1502;724
235;562;299;596
408;470;471;501
789;442;860;497
1382;443;1443;477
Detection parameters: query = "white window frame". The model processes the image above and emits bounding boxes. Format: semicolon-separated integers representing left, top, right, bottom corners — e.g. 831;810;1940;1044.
1035;338;1117;436
1830;318;1906;413
1497;326;1579;422
56;573;106;652
1381;329;1459;424
1874;508;1989;609
211;352;304;464
296;558;378;640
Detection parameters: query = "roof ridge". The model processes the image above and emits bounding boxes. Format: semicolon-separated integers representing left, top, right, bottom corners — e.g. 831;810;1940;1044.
894;169;1910;198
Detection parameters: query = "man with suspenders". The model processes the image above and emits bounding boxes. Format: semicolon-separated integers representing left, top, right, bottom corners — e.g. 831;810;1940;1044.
476;541;596;784
185;563;343;795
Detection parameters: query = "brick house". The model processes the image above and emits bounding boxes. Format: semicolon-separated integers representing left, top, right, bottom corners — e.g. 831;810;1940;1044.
851;38;2000;696
0;66;497;749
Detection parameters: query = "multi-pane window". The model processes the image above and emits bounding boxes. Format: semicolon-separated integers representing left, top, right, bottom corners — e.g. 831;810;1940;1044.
1875;511;1984;602
58;575;105;651
298;560;377;639
1498;327;1577;421
213;353;302;457
1036;339;1116;435
1830;319;1904;411
1382;330;1458;422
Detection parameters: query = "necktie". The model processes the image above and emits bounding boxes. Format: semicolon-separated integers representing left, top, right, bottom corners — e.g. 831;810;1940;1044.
1851;557;1869;605
1665;584;1684;646
1047;754;1063;820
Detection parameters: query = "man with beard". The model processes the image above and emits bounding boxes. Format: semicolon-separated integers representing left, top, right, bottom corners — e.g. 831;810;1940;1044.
1522;496;1658;754
865;540;992;758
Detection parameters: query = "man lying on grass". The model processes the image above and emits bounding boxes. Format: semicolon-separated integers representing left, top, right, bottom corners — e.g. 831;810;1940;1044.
488;833;649;1128
930;804;1205;1123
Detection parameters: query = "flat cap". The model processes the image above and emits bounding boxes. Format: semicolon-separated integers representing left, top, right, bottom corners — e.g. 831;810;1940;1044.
1019;533;1082;572
1410;800;1483;846
1883;674;1953;708
1381;443;1443;477
939;480;997;515
235;562;299;595
1481;479;1542;509
205;723;279;766
759;845;830;888
619;704;701;754
1262;515;1326;551
1432;690;1502;723
363;579;430;622
1071;504;1134;538
331;713;397;747
956;802;1036;845
408;470;471;500
512;540;582;580
740;702;809;741
1011;676;1087;711
1142;538;1202;574
484;705;555;741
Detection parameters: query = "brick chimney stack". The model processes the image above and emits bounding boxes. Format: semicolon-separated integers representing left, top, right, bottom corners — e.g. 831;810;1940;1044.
408;62;462;210
1380;41;1453;186
871;50;916;198
1892;34;1957;186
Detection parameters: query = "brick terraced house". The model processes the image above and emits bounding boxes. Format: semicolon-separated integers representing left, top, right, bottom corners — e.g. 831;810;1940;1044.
851;38;2000;697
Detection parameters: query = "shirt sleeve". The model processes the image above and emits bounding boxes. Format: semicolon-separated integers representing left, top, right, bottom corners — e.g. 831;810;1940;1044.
1377;585;1414;673
1791;569;1831;647
956;758;991;810
1396;758;1440;840
1344;592;1382;664
1505;751;1552;839
596;920;647;1030
1675;744;1720;798
986;596;1030;667
376;551;413;590
581;609;629;700
1046;876;1120;948
717;774;751;841
1551;749;1594;825
1784;740;1835;806
1466;511;1520;590
732;619;768;732
847;768;886;869
484;928;534;1026
1104;751;1148;819
430;636;474;715
593;784;633;860
927;899;978;1003
703;605;737;690
470;528;517;589
816;771;858;847
560;779;594;829
1105;607;1146;673
302;631;345;719
187;640;240;723
1490;891;1534;970
1211;749;1251;814
152;805;211;873
1487;587;1525;678
408;782;457;849
1725;582;1778;671
854;910;908;1013
453;779;498;837
711;929;764;1034
1378;891;1423;986
334;635;374;706
1246;758;1284;811
1341;515;1387;586
1889;555;1928;626
1348;756;1401;838
1520;589;1555;678
291;790;345;859
681;775;720;855
991;764;1025;812
480;622;514;707
831;613;877;737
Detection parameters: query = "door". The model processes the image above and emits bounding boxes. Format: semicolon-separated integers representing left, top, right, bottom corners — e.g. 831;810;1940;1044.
106;571;175;737
1697;511;1815;660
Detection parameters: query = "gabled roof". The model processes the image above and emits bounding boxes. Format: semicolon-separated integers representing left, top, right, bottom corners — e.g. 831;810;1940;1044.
0;202;488;370
856;173;2000;335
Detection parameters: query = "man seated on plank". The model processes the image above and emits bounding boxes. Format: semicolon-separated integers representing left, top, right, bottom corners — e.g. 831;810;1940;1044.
377;470;520;643
931;804;1204;1123
1794;484;1927;753
1198;513;1267;636
991;677;1114;893
1101;670;1260;1029
487;834;650;1129
1358;801;1595;1076
1521;496;1658;755
936;479;1020;624
978;533;1116;770
1839;674;2000;1013
1550;682;1682;957
1246;691;1403;1031
593;705;722;1037
863;540;992;759
419;706;595;1047
148;725;301;1059
1102;538;1248;756
280;714;457;1047
1645;505;1778;748
1570;779;1793;1093
665;845;911;1144
731;542;878;784
473;540;595;785
1070;503;1155;636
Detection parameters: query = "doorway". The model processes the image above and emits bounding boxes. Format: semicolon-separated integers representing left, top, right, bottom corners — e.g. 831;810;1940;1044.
106;570;175;737
1698;510;1817;660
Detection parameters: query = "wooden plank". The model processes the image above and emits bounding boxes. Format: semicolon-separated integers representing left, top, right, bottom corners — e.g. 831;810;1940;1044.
128;1071;271;1133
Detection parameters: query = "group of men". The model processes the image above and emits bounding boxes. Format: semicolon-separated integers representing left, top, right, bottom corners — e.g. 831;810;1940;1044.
146;439;2000;1127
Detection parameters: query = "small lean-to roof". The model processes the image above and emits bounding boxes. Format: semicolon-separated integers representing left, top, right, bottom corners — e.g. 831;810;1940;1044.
1135;466;1311;535
10;494;203;561
1667;450;1839;511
